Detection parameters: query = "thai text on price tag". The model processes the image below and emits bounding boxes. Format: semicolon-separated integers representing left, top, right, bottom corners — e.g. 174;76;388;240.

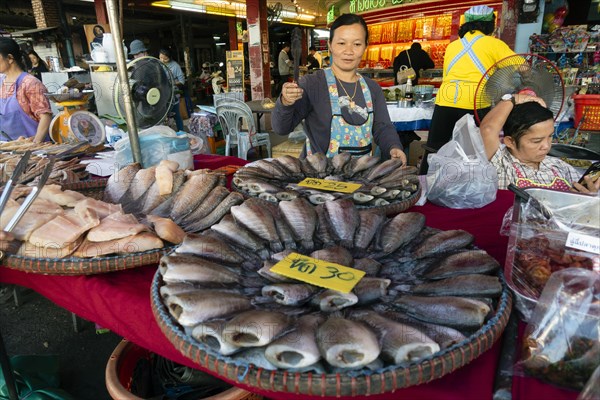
269;252;365;293
298;178;362;193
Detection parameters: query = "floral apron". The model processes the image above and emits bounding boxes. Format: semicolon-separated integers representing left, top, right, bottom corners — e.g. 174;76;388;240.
306;68;374;157
0;72;38;140
513;163;572;191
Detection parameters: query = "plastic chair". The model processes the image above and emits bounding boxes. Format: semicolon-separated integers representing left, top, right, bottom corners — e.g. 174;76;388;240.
213;91;245;108
216;100;272;160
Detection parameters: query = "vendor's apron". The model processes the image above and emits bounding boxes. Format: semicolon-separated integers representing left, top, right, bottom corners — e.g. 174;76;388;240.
513;163;572;191
445;35;485;105
306;68;374;157
0;73;38;140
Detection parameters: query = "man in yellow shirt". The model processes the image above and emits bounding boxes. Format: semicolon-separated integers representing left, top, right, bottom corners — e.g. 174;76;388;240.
422;5;515;174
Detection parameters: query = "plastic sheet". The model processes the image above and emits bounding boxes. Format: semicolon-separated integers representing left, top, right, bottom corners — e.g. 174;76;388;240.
516;268;600;391
426;114;498;208
114;126;193;170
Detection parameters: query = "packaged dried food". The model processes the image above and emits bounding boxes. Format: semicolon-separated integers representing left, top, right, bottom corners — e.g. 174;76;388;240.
516;268;600;391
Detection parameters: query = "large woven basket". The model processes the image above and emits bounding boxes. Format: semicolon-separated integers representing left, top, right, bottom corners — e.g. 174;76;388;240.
151;271;512;398
0;179;173;275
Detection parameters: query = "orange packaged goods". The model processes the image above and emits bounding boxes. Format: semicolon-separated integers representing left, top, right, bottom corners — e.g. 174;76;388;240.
573;94;600;131
379;44;394;63
369;24;382;44
396;20;415;42
380;22;397;44
434;14;452;39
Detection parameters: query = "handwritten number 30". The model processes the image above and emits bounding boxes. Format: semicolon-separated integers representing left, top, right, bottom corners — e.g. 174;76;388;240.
321;266;355;281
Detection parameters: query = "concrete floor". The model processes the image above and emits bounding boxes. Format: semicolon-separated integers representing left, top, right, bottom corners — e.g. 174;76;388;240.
0;287;122;399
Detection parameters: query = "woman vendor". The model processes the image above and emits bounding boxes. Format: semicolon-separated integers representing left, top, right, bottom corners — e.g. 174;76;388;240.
0;38;52;143
479;94;599;193
271;14;406;164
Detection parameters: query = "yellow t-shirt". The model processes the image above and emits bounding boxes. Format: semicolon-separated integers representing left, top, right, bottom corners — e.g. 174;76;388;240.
435;31;515;109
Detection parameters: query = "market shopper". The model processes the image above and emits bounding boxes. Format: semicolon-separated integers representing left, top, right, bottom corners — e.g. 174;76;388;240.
272;13;406;163
393;42;434;86
479;94;599;193
0;38;52;143
422;4;515;174
26;50;49;80
129;39;148;59
277;43;292;95
159;48;185;131
306;46;320;70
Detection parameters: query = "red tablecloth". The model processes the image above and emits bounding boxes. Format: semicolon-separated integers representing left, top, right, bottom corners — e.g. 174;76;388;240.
0;155;579;400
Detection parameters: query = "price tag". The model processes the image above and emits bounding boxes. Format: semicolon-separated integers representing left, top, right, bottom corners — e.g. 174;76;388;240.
566;232;600;255
298;178;362;194
269;252;365;293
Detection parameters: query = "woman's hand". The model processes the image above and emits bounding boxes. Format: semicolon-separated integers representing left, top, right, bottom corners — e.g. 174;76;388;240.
390;147;407;165
571;175;600;194
513;94;546;107
280;82;304;106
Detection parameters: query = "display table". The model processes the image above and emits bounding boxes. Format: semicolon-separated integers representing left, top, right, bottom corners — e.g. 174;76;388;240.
387;104;434;131
0;155;579;400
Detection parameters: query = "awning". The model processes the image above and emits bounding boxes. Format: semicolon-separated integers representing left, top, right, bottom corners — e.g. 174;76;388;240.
10;26;59;37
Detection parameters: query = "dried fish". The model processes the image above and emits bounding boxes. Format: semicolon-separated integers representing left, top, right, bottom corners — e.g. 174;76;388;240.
166;291;251;327
279;197;317;250
414;230;475;259
425;250;500;279
411;274;502;297
265;314;324;369
324;198;359;248
261;283;318;306
222;310;290;347
159;253;239;284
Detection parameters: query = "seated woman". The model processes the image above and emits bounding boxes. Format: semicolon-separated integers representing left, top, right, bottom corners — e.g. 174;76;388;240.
479;94;599;193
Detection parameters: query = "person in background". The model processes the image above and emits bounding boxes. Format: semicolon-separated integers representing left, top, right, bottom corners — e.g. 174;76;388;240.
129;39;148;59
272;14;406;163
422;4;515;174
0;38;52;143
393;42;434;86
322;56;330;67
306;46;320;70
26;50;48;80
277;42;292;95
479;94;599;193
90;25;105;50
159;48;185;131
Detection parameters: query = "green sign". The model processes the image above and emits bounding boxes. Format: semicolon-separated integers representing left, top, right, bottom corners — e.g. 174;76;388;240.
327;5;337;24
349;0;414;13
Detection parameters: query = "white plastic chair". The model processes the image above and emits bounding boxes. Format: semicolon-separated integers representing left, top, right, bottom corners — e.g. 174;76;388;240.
213;91;245;107
216;100;272;160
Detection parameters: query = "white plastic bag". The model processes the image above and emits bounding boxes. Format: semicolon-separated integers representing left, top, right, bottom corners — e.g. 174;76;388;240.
426;114;498;208
114;126;193;169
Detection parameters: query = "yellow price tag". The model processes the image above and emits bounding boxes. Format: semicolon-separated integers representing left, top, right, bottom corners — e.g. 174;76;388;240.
298;178;362;194
269;252;365;293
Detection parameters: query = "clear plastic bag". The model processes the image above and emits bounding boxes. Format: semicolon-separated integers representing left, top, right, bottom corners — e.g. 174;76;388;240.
516;268;600;391
426;114;498;208
114;126;193;169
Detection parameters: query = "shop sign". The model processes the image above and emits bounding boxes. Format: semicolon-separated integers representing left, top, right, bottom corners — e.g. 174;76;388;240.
327;5;338;24
349;0;416;13
226;50;244;92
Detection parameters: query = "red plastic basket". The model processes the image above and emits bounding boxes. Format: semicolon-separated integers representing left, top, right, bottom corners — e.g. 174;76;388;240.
573;94;600;131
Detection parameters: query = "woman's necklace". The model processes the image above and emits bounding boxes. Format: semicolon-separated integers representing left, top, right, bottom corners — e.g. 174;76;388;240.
335;76;359;108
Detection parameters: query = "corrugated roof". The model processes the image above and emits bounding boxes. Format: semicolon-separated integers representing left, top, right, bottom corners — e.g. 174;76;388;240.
10;26;59;36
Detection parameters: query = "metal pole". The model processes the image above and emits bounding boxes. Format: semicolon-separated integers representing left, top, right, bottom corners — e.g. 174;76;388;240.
105;0;143;165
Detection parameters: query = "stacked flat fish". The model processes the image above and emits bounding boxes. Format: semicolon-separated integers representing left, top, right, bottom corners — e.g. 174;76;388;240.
103;160;244;233
232;153;420;210
158;196;503;373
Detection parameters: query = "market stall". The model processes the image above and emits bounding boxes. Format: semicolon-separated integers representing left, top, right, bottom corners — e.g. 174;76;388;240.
0;154;584;400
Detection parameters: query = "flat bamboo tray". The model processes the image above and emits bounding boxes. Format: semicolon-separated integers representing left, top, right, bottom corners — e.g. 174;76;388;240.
151;270;512;398
0;179;173;275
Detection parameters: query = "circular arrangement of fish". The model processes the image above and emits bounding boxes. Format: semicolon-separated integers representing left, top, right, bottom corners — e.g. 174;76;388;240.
232;153;420;212
154;195;509;395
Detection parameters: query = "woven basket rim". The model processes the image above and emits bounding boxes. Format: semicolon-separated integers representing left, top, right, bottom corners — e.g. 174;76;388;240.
151;269;512;397
1;178;174;275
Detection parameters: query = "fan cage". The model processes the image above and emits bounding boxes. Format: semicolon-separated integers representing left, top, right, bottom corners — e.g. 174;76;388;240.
474;53;564;124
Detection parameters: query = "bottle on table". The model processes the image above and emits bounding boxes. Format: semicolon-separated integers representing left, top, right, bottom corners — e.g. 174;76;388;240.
404;78;414;107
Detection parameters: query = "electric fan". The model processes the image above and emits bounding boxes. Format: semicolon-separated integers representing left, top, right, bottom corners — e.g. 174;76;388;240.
474;53;565;124
113;56;175;129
